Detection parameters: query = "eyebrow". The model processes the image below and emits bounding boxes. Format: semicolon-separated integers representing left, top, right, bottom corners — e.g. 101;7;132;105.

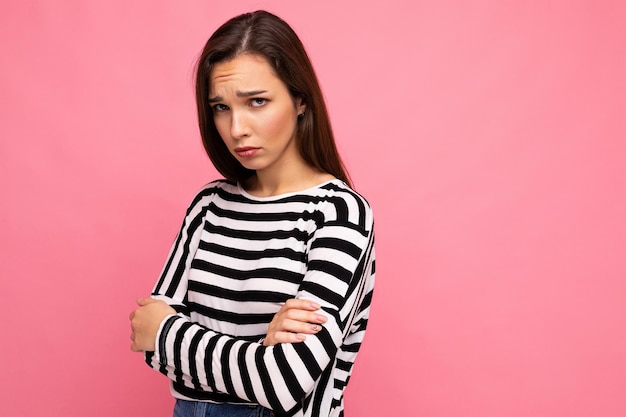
207;90;268;103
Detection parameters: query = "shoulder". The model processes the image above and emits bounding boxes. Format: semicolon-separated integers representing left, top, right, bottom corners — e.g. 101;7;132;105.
185;179;238;212
195;179;237;195
315;180;374;232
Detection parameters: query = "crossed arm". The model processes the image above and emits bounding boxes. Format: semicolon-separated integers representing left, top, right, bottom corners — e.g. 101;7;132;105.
127;183;374;413
129;298;327;351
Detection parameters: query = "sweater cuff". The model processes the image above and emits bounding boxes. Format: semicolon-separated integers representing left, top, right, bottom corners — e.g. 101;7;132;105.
154;313;181;366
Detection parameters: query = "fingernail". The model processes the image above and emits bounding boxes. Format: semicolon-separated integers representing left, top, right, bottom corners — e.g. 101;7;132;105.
296;334;306;341
316;314;327;322
309;301;320;309
311;324;320;332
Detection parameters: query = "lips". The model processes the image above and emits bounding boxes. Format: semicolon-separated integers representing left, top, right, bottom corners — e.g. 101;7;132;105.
234;146;261;158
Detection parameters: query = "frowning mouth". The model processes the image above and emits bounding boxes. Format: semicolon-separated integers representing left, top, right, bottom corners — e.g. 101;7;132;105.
234;146;261;158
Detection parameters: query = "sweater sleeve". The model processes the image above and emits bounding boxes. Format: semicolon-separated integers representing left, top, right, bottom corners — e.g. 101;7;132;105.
147;184;219;312
146;191;375;414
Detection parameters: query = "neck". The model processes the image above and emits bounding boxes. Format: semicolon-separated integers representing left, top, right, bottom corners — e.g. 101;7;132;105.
245;162;334;197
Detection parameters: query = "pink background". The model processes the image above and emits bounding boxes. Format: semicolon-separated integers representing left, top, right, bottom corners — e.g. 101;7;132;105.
1;1;625;416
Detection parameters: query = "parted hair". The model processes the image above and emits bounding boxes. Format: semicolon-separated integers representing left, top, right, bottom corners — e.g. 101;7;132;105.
195;10;351;187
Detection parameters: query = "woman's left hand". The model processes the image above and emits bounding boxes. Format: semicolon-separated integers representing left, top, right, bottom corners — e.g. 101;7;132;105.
129;298;176;352
263;299;327;346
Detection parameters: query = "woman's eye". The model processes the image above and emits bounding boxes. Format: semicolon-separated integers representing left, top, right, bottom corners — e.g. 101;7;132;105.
213;104;228;112
251;98;267;107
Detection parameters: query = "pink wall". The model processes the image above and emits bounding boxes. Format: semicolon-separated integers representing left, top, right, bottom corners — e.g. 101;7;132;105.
1;1;624;416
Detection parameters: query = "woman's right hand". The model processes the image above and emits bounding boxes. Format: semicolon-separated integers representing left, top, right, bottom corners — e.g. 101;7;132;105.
263;299;328;346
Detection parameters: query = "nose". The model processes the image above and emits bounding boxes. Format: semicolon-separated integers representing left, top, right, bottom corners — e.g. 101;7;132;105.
230;110;250;139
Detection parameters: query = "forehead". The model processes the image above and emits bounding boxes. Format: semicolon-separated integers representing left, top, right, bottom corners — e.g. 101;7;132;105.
209;54;280;92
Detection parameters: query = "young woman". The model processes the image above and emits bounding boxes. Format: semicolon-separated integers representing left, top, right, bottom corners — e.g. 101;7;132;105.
129;10;375;417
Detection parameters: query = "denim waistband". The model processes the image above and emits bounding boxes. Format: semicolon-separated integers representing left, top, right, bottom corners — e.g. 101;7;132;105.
173;399;274;417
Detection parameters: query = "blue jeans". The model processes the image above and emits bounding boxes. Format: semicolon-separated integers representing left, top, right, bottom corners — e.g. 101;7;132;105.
173;399;274;417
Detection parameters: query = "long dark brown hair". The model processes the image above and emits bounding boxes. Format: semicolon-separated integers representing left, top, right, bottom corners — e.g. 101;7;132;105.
195;10;352;187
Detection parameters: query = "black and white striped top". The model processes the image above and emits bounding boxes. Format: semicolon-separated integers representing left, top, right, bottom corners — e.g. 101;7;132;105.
145;179;375;417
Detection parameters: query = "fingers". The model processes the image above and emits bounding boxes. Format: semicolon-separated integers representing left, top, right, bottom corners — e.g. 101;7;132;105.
282;309;328;327
136;297;160;306
284;298;321;311
278;299;327;325
276;331;307;343
277;317;325;335
129;312;138;351
263;298;330;346
267;299;328;343
262;330;307;346
128;298;174;352
129;296;159;352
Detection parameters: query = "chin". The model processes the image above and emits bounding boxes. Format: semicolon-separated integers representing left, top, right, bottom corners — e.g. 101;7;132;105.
238;161;266;172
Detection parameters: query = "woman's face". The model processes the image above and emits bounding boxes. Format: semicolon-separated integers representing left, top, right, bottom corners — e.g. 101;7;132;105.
209;54;306;175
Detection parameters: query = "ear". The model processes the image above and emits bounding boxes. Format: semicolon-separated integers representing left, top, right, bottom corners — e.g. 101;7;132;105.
295;97;306;117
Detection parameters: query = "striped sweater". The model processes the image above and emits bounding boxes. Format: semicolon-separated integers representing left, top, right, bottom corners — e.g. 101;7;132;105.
145;179;375;417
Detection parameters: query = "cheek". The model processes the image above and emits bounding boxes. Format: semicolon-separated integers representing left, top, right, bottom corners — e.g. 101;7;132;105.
213;116;230;141
261;107;297;138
